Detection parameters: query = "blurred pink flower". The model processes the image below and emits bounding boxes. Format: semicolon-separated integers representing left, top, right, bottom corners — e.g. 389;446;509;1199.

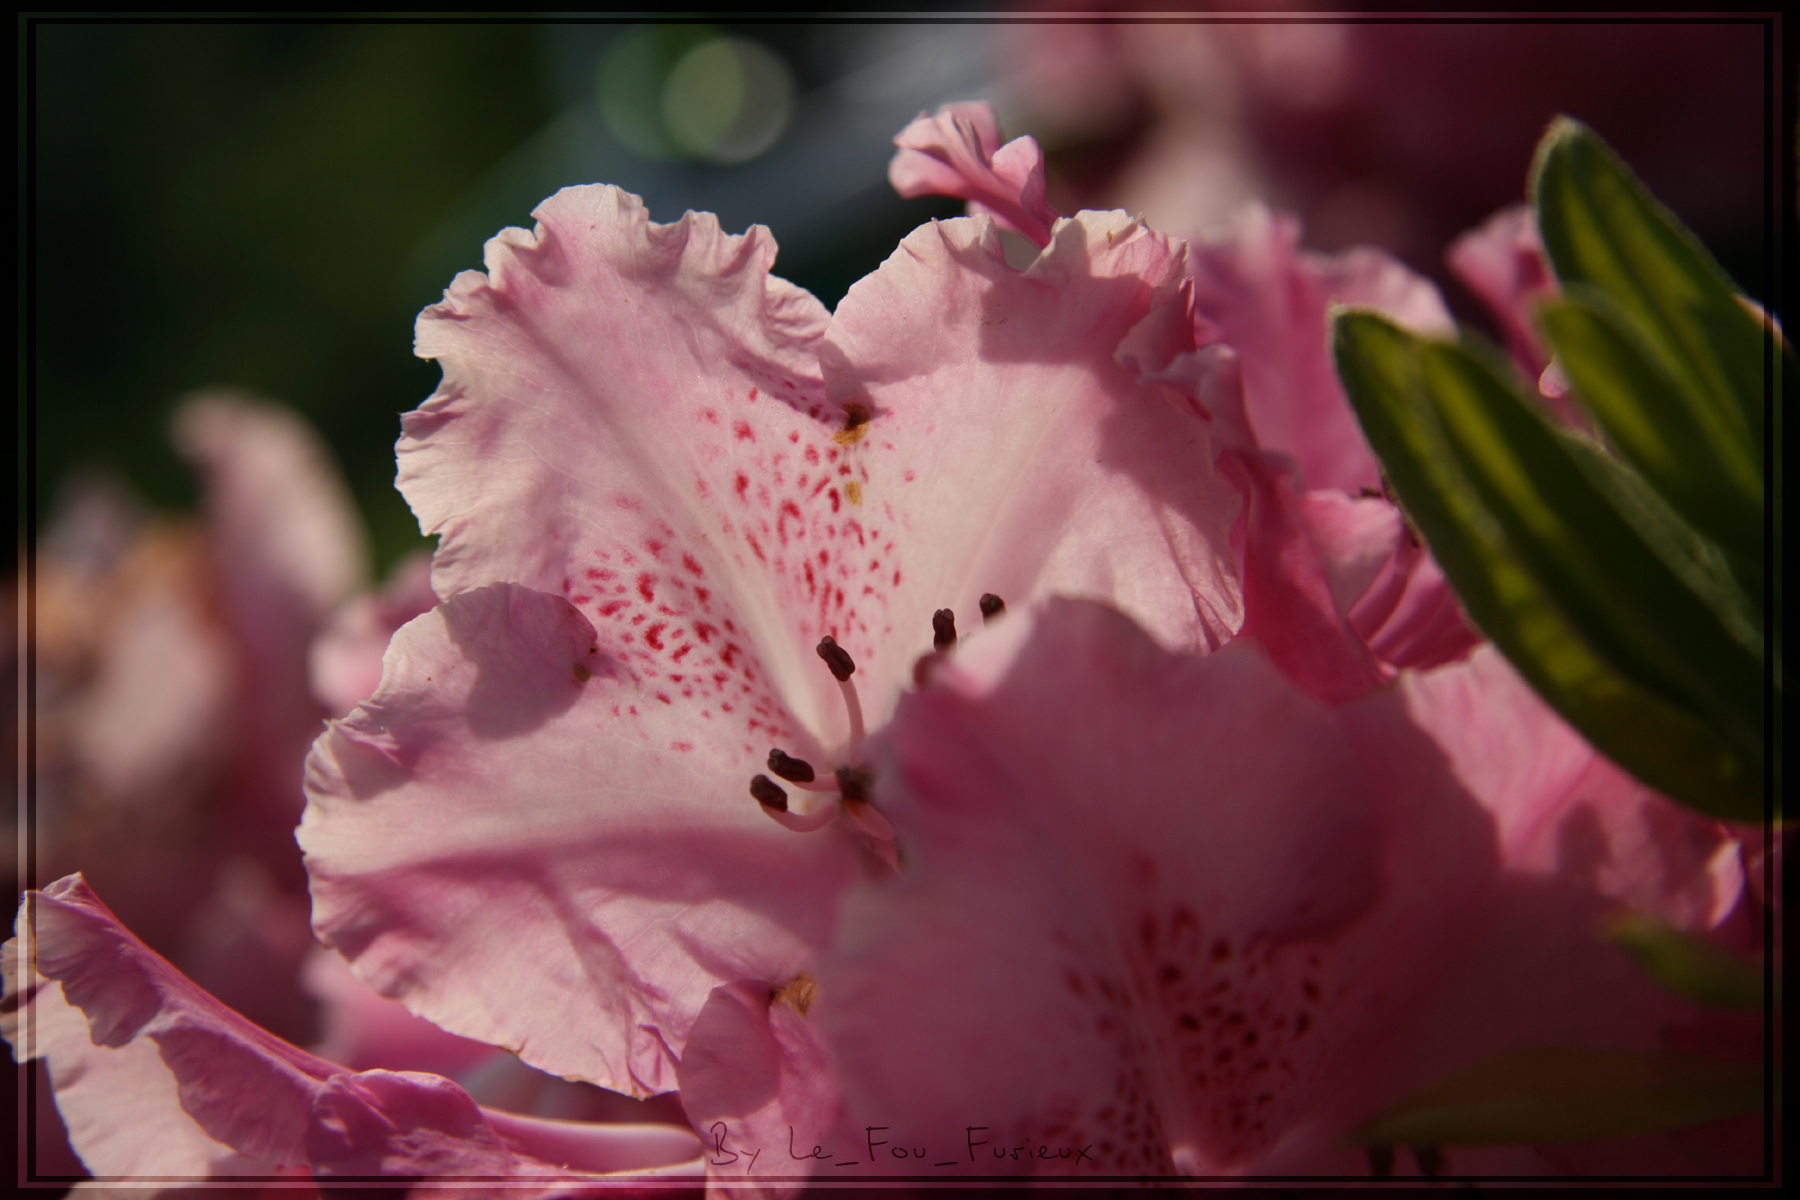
31;392;367;1045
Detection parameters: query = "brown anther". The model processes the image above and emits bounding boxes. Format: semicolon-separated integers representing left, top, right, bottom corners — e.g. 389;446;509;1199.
749;775;789;812
774;973;817;1016
932;608;957;651
834;764;873;804
816;635;855;681
979;593;1006;622
766;748;815;783
832;403;871;446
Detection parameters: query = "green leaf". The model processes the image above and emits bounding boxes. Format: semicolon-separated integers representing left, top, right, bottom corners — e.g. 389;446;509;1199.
1332;311;1764;821
1536;288;1762;578
1531;117;1766;458
1420;338;1763;759
1353;1048;1768;1147
1605;913;1773;1010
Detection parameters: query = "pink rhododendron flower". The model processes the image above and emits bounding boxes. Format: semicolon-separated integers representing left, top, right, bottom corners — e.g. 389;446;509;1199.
892;102;1478;706
300;169;1244;1115
810;599;1745;1179
3;875;703;1186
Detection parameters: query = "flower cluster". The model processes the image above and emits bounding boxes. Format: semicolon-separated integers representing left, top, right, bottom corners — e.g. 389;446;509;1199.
8;102;1763;1189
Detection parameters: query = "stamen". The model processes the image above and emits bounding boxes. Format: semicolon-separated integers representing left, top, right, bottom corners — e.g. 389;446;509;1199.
766;748;815;783
932;608;957;650
749;774;789;812
818;636;864;760
816;636;855;681
979;593;1006;622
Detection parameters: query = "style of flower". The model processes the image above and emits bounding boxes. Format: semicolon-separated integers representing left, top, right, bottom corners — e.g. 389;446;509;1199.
298;143;1246;1119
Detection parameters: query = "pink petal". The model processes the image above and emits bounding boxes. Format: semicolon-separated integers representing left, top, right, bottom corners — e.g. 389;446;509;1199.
820;602;1393;1176
301;583;862;1096
1187;204;1452;494
1219;447;1387;706
404;183;876;761
310;550;438;717
1445;204;1592;429
888;102;1058;247
676;979;840;1192
818;600;1724;1177
1446;203;1555;379
1392;646;1745;931
5;876;702;1182
820;209;1244;684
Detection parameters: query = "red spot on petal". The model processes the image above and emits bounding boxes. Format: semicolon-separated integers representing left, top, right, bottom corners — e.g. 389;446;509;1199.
671;741;693;752
735;473;750;501
656;693;672;705
748;387;759;401
682;553;705;578
904;468;916;482
746;533;765;562
694;587;711;609
829;490;841;513
733;420;755;442
702;408;720;424
644;539;665;559
644;623;666;650
892;570;901;586
615;496;643;512
637;574;656;602
788;430;799;444
672;644;693;661
599;600;629;616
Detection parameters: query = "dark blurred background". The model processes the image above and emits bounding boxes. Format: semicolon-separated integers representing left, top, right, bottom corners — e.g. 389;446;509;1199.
26;18;1778;573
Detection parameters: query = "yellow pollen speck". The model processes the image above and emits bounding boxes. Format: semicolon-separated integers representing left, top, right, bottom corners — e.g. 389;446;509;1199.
572;663;592;683
775;973;817;1016
832;403;871;445
843;480;863;506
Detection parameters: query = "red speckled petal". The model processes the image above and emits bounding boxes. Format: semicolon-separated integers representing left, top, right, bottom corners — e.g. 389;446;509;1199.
819;602;1395;1176
820;210;1244;708
301;584;863;1097
405;184;857;750
818;601;1723;1178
